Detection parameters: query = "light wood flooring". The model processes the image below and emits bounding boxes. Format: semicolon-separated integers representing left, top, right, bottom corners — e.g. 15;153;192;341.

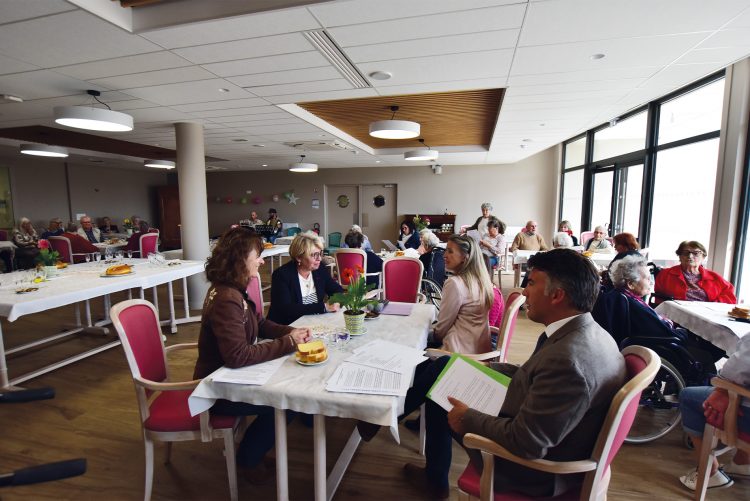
0;269;747;500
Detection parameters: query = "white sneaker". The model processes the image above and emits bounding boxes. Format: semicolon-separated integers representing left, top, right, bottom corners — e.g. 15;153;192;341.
679;469;733;491
723;460;750;478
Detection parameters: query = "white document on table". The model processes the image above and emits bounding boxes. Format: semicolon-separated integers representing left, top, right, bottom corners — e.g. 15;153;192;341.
427;355;510;415
212;357;286;385
348;340;427;373
326;362;410;396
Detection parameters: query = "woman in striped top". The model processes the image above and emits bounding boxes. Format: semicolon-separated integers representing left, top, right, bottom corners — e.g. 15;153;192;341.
268;232;344;325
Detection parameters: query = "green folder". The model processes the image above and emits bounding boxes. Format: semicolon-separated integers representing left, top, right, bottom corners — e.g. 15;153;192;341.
426;353;510;402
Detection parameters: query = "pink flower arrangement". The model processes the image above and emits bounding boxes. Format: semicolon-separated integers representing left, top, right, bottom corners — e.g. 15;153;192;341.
38;239;49;250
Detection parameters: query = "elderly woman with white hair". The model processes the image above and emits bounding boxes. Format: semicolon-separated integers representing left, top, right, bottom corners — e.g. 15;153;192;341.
583;225;612;252
340;224;372;251
465;202;494;237
419;229;446;287
12;217;40;269
268;231;343;325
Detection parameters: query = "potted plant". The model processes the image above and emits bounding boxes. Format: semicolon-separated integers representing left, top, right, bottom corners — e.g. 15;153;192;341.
36;239;61;277
328;265;377;335
413;214;430;232
123;218;134;236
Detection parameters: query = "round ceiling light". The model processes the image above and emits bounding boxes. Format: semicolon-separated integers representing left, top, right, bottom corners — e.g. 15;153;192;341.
54;106;134;132
289;155;318;173
19;143;69;158
369;105;420;139
144;159;175;169
404;149;438;161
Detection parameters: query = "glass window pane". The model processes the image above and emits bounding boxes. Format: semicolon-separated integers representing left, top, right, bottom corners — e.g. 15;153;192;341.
593;111;647;161
561;169;584;232
591;171;613;231
564;136;586;168
622;164;643;236
649;139;719;263
740;226;750;304
658;78;724;145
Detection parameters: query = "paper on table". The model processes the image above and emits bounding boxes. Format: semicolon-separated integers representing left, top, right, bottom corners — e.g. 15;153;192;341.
348;339;426;373
326;362;410;396
212;357;286;385
381;302;414;316
427;354;510;415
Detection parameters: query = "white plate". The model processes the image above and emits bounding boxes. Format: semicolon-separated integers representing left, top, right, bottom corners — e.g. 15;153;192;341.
100;271;134;278
295;357;329;366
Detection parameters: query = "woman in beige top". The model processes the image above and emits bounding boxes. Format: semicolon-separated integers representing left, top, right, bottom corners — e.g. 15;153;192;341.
432;234;494;353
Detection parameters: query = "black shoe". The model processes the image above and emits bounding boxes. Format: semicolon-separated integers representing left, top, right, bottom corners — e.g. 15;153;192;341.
403;463;449;499
404;416;421;431
356;420;381;442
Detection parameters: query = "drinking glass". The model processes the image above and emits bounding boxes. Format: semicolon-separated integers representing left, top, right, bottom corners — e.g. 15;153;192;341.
116;250;124;262
94;252;101;263
336;331;350;350
85;253;91;263
127;249;133;259
105;248;113;261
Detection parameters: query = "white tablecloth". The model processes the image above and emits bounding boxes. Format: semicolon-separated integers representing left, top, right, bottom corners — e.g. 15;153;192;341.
0;259;204;322
655;300;749;353
513;249;614;267
188;302;436;441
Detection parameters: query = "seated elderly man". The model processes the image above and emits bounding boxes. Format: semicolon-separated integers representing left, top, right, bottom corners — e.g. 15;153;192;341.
357;249;625;498
583;225;613;252
77;215;101;243
510;220;549;252
40;218;63;239
63;222;99;263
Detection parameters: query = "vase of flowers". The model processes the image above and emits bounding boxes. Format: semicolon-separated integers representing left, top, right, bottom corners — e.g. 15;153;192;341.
413;214;430;232
36;239;60;277
123;218;134;236
328;265;377;336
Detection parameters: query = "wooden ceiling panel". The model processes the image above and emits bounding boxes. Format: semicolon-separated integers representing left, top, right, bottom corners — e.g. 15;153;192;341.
298;88;504;149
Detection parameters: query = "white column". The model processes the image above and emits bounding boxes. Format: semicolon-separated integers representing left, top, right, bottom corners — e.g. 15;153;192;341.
175;121;210;309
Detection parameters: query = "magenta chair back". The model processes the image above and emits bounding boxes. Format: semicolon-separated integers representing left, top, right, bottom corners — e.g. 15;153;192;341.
382;257;424;303
139;232;159;257
48;236;73;264
334;249;367;286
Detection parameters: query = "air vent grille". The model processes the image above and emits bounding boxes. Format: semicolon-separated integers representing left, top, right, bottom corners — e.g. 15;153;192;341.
303;30;371;89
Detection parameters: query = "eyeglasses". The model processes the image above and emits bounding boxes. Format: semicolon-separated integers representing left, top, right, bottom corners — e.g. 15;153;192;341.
680;251;703;257
309;252;322;259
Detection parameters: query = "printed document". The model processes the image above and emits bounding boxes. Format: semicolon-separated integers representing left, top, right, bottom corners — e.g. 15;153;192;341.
381;302;414;316
326;362;411;396
427;354;510;415
212;357;286;385
348;340;427;373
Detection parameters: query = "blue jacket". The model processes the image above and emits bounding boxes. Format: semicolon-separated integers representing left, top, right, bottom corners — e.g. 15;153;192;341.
267;260;344;325
400;232;420;250
365;250;383;287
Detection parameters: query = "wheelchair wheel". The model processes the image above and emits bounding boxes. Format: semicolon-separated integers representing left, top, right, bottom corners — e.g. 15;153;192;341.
626;358;685;444
421;278;442;311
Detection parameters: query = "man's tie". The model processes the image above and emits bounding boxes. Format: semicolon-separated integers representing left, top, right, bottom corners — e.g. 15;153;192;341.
532;332;548;355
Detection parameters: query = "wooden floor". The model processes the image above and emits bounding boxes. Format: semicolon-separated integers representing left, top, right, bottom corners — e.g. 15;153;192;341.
0;274;747;500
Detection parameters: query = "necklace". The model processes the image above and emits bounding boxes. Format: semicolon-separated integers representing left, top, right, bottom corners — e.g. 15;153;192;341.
299;272;314;295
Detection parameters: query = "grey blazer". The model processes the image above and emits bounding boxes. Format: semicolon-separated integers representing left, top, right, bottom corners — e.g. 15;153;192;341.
462;313;626;496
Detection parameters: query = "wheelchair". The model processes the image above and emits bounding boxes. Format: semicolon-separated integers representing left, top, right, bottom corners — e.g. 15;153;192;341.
420;247;445;311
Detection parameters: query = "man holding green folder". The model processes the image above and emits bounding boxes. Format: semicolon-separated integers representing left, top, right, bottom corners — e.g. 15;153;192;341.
360;249;626;498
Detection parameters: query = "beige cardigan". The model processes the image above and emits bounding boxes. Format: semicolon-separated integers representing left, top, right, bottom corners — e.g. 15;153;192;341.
433;276;491;354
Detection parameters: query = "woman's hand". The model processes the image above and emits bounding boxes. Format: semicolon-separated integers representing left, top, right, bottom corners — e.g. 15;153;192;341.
289;328;311;344
326;302;340;313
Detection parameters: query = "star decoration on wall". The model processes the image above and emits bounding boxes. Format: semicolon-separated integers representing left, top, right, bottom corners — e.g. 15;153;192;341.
287;192;300;205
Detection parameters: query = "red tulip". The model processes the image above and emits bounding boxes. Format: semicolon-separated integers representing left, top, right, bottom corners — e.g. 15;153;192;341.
38;239;49;250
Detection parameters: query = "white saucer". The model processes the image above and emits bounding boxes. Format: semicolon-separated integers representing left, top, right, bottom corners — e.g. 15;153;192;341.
295;357;329;366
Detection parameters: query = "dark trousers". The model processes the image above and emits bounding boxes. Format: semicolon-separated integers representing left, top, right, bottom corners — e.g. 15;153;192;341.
211;399;296;467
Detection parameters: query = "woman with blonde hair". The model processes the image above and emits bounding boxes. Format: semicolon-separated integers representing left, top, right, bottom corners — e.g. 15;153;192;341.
432;234;494;353
268;231;343;325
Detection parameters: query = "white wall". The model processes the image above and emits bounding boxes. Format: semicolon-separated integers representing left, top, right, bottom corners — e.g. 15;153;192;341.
206;146;561;241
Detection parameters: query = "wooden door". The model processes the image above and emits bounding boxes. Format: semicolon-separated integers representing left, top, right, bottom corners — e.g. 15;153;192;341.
157;185;181;250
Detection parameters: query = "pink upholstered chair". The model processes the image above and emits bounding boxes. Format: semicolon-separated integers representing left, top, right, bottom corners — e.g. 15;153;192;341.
382;256;424;303
579;231;595;248
138;232;159;258
48;235;87;264
110;299;241;501
492;288;525;363
457;345;659;501
334;248;367;287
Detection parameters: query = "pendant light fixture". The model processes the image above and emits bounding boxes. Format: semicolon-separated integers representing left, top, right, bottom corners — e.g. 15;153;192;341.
144;159;175;169
54;90;134;132
19;143;69;158
289;154;318;172
404;138;438;161
369;105;420;139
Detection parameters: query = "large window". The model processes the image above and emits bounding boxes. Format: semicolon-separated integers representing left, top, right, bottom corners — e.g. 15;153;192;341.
558;71;725;264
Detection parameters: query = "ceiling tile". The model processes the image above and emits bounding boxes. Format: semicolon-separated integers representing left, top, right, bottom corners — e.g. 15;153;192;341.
519;0;749;46
202;51;330;77
699;29;750;49
0;54;40;75
0;11;161;67
508;66;660;86
89;67;217;91
0;0;74;24
346;29;519;63
511;33;709;76
140;8;321;49
191;107;287;119
227;66;341;87
251;79;353;97
359;49;513;87
508;78;647;97
0;70;94;99
263;88;378;105
725;7;750;28
328;4;526;47
171;98;270;112
173;33;314;65
121;79;254;106
677;46;750;65
53;52;193;81
374;77;507;96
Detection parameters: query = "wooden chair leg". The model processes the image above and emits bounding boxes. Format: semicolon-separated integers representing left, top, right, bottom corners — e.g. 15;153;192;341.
144;436;155;501
224;430;239;501
694;425;719;501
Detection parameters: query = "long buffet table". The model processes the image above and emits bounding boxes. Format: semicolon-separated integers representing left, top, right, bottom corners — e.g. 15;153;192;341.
0;259;205;388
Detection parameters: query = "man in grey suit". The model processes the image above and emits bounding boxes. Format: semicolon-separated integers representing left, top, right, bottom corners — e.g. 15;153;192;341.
359;249;626;499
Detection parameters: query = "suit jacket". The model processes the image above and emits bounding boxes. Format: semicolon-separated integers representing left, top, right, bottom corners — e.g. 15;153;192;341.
77;227;101;243
462;313;626;496
267;260;344;325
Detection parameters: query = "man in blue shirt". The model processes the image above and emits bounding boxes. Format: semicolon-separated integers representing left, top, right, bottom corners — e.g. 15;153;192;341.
76;215;101;243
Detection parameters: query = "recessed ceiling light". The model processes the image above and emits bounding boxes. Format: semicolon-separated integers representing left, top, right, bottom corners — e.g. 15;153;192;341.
1;94;23;103
253;144;265;147
368;71;392;81
539;123;546;127
520;144;528;149
262;164;268;167
233;138;249;142
522;138;532;142
590;53;605;60
218;88;230;93
19;143;69;158
375;160;381;163
144;159;175;169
